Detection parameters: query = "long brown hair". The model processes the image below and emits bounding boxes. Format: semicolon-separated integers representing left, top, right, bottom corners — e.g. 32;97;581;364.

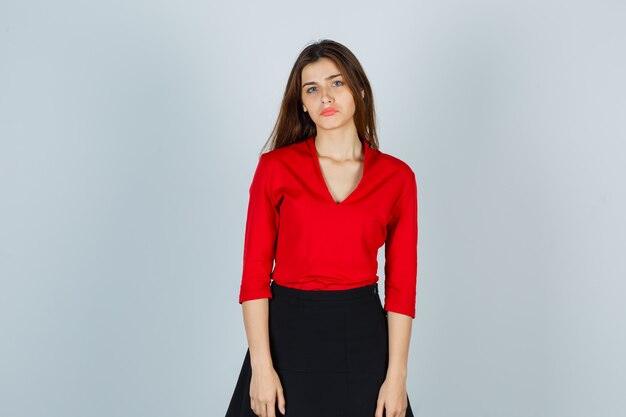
260;39;379;155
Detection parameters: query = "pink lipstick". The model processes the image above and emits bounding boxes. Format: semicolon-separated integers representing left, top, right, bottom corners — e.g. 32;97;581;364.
320;107;337;116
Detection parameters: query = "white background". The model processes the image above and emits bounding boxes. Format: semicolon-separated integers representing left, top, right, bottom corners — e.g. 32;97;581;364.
1;1;625;416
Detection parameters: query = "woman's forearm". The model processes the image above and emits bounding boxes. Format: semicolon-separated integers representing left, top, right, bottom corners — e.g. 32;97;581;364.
242;298;274;370
386;311;413;379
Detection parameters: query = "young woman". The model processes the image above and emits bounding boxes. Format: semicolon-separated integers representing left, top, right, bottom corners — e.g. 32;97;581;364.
226;39;418;417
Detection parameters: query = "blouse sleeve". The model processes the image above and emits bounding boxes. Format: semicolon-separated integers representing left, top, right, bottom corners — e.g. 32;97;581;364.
384;168;418;318
238;154;279;304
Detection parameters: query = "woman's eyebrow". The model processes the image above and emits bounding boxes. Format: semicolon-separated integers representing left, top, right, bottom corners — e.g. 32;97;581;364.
302;73;343;88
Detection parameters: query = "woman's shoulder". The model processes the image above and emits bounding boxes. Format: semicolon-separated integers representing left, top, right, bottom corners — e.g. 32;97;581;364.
259;138;310;165
372;145;416;179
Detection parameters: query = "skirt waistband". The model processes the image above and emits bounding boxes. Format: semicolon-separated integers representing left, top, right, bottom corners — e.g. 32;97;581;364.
270;281;379;301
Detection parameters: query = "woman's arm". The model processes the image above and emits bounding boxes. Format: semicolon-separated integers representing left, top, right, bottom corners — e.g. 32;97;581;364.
386;311;413;379
242;298;273;369
242;298;287;416
375;311;413;417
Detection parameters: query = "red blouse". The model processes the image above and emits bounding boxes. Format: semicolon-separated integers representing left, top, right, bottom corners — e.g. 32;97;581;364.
238;135;418;318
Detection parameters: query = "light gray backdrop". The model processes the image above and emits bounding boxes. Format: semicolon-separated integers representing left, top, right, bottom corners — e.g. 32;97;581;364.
1;1;624;416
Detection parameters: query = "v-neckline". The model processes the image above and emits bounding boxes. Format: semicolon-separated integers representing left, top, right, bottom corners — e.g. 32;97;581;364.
307;135;369;205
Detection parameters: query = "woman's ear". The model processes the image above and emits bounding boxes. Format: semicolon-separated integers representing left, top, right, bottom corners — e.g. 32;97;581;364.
361;89;365;99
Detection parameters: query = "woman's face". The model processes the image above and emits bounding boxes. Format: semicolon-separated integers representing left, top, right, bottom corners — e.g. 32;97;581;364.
300;57;364;133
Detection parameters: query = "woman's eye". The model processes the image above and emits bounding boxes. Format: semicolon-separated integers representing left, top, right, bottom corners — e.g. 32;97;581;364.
305;81;343;94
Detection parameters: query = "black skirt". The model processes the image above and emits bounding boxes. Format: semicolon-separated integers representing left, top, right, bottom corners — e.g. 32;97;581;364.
225;281;414;417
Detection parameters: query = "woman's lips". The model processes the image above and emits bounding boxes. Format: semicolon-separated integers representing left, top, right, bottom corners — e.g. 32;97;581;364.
320;107;337;116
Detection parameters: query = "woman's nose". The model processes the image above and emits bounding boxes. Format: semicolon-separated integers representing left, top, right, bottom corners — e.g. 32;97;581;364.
320;87;333;103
